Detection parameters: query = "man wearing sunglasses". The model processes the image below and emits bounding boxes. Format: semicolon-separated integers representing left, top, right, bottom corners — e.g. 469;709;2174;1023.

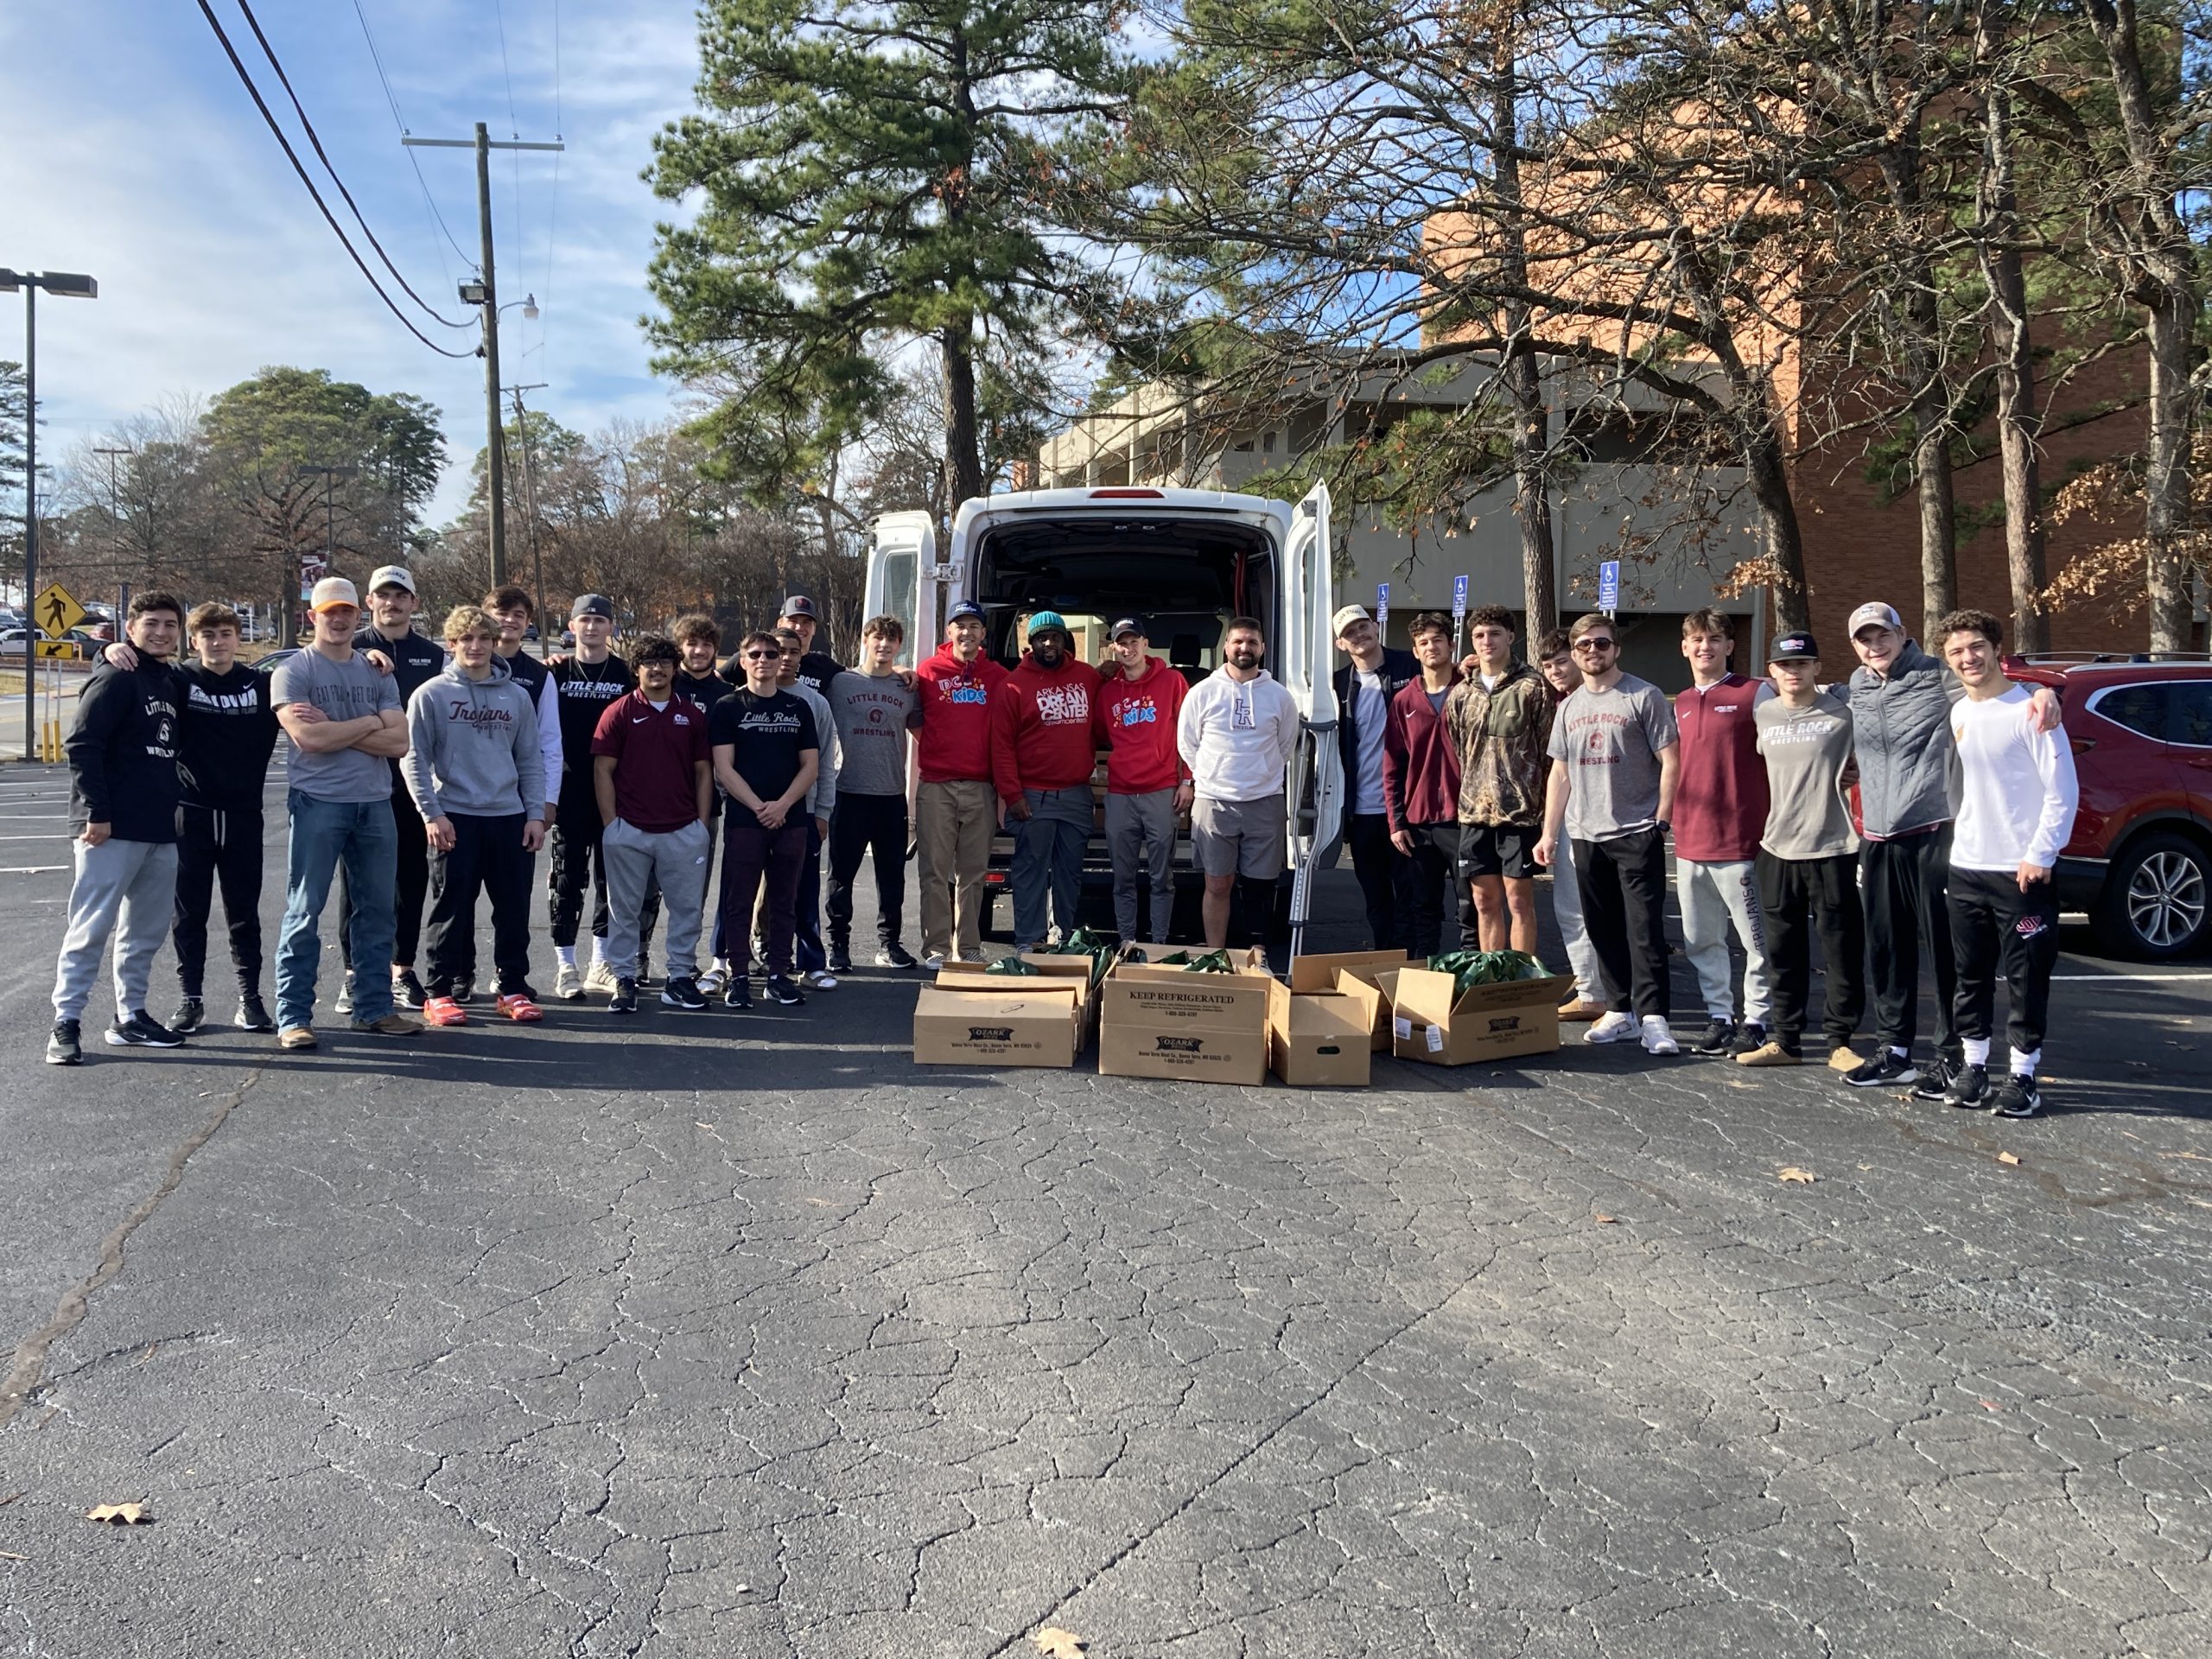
1537;613;1681;1055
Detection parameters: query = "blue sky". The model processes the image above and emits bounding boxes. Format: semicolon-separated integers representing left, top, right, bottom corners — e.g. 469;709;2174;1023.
3;0;703;527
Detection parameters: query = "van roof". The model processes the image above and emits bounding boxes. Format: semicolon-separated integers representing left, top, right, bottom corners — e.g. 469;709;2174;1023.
958;486;1294;532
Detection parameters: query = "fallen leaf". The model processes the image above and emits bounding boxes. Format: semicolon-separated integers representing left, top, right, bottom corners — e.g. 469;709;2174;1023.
86;1503;150;1526
1979;1400;2004;1412
1593;1213;1617;1225
0;1550;26;1561
0;1492;22;1509
1997;1152;2021;1166
1777;1166;1816;1185
1033;1630;1088;1658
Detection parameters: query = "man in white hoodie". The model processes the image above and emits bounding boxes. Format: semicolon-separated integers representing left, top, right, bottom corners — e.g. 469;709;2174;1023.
1177;616;1300;949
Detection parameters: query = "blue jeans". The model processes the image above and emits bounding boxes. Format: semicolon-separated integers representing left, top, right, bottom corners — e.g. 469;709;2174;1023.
1012;786;1090;949
276;790;398;1030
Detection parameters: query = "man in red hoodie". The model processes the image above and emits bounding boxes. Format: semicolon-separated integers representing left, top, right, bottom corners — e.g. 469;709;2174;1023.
1383;611;1471;957
914;601;1008;967
1093;618;1192;944
992;611;1103;951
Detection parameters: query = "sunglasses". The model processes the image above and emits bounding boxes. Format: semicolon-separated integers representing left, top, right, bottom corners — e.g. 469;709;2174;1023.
741;649;779;661
1573;638;1617;652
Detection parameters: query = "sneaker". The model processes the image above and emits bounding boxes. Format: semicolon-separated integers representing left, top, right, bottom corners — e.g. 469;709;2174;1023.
234;993;275;1033
608;977;638;1015
1844;1050;1919;1089
1944;1063;1990;1109
422;995;467;1027
723;978;753;1010
1557;997;1608;1022
879;943;919;969
698;963;728;995
1728;1022;1770;1058
494;991;543;1023
452;976;477;1006
554;962;584;1001
1991;1073;2043;1119
584;959;620;996
1640;1016;1680;1056
349;1013;422;1036
108;1010;187;1048
1583;1010;1638;1045
828;946;855;975
46;1020;81;1066
171;996;207;1035
766;974;806;1007
277;1026;318;1051
393;969;428;1010
1733;1039;1802;1067
805;968;838;991
1910;1054;1962;1103
660;975;708;1011
1826;1042;1868;1073
334;969;356;1015
1693;1017;1735;1056
923;952;946;971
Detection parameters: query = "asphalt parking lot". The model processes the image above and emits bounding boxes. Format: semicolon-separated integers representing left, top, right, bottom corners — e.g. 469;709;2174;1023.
1;761;2208;1657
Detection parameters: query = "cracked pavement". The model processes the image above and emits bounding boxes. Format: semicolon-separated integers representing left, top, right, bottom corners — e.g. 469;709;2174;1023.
1;764;2208;1656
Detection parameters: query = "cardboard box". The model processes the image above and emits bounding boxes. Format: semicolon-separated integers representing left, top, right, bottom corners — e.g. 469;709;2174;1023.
913;981;1085;1068
1387;967;1573;1065
1097;948;1272;1084
1288;949;1408;1052
1268;977;1382;1087
941;953;1102;1041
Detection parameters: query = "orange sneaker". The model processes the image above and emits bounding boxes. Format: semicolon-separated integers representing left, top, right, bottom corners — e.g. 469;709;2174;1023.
422;995;467;1027
496;992;543;1022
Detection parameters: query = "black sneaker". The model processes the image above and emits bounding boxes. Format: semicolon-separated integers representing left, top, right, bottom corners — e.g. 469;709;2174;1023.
608;977;638;1015
724;978;753;1010
878;943;919;969
46;1020;81;1065
1992;1074;2043;1118
1910;1053;1961;1103
1727;1021;1769;1058
234;992;275;1033
393;969;428;1010
334;969;356;1015
660;975;708;1011
1844;1050;1919;1088
1944;1063;1990;1109
172;996;207;1035
451;976;476;1006
766;974;806;1007
828;946;855;975
107;1010;186;1049
1694;1018;1736;1056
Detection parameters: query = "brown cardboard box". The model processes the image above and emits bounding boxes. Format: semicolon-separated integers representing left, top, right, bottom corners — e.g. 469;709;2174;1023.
1387;967;1574;1065
1268;977;1382;1087
1288;950;1409;1051
1097;948;1272;1084
913;981;1084;1067
940;954;1102;1041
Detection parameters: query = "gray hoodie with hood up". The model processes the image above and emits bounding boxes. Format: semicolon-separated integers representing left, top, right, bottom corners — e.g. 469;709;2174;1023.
403;656;549;823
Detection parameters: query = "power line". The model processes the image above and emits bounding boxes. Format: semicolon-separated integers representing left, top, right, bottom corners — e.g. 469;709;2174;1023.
191;0;479;359
543;0;563;385
232;0;475;330
349;0;476;272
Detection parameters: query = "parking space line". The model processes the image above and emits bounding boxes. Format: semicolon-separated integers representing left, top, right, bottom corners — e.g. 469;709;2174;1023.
2052;972;2212;982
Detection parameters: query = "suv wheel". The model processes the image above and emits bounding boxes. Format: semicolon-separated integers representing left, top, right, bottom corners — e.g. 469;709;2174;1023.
2098;831;2211;959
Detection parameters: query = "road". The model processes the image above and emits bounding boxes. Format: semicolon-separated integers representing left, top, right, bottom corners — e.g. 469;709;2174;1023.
1;760;2208;1657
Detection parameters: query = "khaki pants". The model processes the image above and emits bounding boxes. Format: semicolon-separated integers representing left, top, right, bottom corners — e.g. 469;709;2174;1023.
916;778;995;961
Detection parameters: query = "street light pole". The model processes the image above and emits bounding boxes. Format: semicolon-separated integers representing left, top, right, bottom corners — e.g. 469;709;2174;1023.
506;382;550;638
293;464;359;649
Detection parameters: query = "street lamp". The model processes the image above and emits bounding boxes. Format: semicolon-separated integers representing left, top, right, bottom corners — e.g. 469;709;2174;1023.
0;268;99;765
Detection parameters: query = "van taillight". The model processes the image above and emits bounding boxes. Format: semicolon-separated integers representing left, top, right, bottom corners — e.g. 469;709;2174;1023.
1089;488;1163;499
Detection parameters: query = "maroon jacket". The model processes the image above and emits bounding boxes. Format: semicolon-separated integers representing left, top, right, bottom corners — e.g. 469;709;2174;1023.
1382;671;1464;831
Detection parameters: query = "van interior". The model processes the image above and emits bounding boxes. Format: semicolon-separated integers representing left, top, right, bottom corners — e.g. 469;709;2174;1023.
972;514;1278;683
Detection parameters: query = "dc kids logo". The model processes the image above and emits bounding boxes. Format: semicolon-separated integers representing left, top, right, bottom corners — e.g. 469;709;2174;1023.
1117;700;1160;727
946;685;988;706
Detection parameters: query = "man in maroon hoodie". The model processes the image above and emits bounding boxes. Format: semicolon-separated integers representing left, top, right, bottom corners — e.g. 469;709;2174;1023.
991;611;1103;951
913;601;1008;966
1383;612;1471;957
1094;617;1192;944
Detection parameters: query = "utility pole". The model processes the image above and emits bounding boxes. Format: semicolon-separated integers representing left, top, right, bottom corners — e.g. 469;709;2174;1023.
403;124;563;591
506;382;550;642
93;444;130;625
294;464;359;649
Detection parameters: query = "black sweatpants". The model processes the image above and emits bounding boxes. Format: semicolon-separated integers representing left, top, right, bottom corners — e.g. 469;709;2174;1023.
173;803;264;998
1406;822;1475;958
340;784;429;973
1573;827;1670;1020
1861;825;1957;1055
423;812;535;997
1948;866;2059;1064
826;791;907;953
549;791;612;947
1347;811;1413;952
1757;849;1865;1050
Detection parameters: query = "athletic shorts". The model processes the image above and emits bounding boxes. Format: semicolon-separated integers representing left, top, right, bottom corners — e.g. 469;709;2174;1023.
1191;793;1287;880
1459;823;1539;880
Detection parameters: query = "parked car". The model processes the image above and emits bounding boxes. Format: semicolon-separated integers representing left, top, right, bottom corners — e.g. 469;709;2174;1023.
0;627;92;660
2005;653;2212;957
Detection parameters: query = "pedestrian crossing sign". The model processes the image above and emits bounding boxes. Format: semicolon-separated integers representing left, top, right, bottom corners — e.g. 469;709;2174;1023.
35;582;86;639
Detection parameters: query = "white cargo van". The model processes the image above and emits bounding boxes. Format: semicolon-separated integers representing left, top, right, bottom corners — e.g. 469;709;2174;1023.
864;483;1346;951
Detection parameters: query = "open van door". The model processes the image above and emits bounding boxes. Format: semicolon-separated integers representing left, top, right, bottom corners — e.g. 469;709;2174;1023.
1279;482;1345;961
864;511;940;668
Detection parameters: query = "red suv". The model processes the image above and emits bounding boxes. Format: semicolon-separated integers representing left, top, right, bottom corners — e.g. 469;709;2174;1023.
2005;655;2212;957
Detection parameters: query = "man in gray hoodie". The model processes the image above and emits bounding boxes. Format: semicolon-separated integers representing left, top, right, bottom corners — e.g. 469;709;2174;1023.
402;606;549;1026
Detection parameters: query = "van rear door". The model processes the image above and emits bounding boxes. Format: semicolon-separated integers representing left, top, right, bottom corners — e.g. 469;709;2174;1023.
1280;482;1345;950
864;511;941;667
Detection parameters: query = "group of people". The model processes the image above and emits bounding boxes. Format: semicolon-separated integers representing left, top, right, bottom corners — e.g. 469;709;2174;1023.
1334;598;2077;1117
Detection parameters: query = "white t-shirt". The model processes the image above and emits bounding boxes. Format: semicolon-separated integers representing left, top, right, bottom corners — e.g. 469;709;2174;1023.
1353;669;1388;814
1949;683;2079;870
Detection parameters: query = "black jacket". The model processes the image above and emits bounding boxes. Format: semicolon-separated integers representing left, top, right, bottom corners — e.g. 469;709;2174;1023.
177;661;280;810
355;625;448;792
67;659;185;842
1332;647;1418;810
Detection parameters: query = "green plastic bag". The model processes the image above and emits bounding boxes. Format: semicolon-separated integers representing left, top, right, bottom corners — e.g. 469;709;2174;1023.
1426;949;1547;996
1156;950;1192;966
983;955;1040;976
1182;949;1236;974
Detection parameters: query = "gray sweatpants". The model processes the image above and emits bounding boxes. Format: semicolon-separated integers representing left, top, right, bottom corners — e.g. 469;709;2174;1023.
1546;843;1605;1003
1106;789;1176;943
1679;856;1774;1025
52;836;180;1024
601;817;711;980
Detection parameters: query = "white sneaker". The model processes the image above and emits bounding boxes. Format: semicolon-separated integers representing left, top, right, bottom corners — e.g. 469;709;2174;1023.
1583;1010;1638;1045
923;952;946;970
1641;1016;1680;1056
806;968;839;991
583;959;620;995
554;962;584;1001
697;963;728;995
